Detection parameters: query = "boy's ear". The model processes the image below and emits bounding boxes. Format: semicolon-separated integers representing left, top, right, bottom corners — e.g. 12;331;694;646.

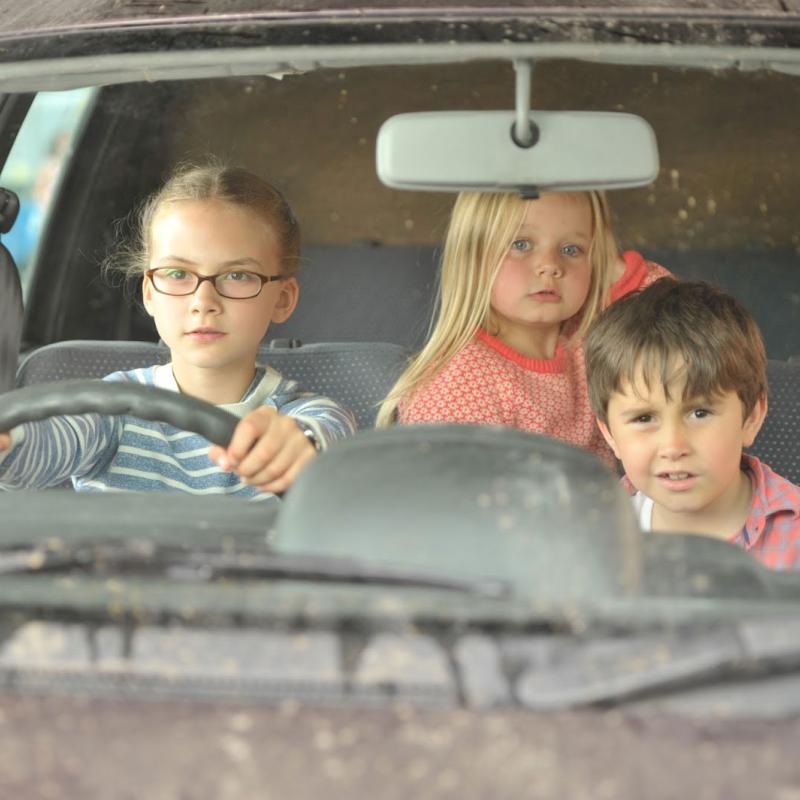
271;276;299;323
596;417;622;461
742;395;768;448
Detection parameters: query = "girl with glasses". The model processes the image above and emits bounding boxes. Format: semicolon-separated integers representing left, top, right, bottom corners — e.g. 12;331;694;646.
0;162;356;498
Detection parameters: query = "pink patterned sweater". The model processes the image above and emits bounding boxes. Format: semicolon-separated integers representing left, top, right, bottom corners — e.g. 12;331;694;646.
397;251;672;468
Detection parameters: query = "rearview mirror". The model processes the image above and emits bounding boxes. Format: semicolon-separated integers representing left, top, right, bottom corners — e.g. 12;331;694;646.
376;110;659;194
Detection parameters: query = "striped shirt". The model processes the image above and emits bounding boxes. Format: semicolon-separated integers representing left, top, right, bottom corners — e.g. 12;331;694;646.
0;363;356;502
630;455;800;571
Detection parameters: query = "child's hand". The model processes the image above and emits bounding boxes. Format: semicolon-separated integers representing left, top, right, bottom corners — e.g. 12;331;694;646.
208;407;317;494
0;432;11;452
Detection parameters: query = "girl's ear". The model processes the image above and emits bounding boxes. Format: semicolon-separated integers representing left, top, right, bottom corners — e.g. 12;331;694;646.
141;273;155;317
742;394;768;448
270;276;299;323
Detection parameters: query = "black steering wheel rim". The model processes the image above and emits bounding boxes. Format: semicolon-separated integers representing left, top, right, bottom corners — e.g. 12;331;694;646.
0;380;239;447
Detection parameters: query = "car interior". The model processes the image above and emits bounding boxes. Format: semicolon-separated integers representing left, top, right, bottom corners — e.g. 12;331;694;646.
4;13;800;755
3;58;799;475
0;53;796;608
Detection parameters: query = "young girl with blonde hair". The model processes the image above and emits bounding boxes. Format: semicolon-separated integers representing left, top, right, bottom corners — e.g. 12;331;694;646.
377;190;670;467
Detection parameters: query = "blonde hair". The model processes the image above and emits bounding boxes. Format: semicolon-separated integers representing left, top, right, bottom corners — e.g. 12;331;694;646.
376;189;619;427
109;160;300;282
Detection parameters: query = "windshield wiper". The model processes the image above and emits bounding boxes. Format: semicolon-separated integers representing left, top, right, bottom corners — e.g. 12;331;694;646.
510;616;800;710
0;538;512;600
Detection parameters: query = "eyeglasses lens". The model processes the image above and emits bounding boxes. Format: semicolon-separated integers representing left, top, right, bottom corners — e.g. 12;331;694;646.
151;269;263;299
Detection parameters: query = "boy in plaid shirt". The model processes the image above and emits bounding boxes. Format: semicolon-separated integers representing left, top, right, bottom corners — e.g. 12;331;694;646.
585;278;800;571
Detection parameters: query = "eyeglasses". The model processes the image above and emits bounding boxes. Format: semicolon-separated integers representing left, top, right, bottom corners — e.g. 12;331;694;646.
145;267;284;299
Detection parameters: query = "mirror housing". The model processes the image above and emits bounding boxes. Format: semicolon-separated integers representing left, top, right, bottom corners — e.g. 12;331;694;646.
376;110;659;194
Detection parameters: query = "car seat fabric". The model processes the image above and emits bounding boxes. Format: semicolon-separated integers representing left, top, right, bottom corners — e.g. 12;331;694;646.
15;340;409;429
266;342;408;429
16;340;171;385
263;244;438;351
747;359;800;487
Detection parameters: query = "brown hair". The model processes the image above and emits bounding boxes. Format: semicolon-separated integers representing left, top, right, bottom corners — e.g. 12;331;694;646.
585;278;767;425
112;160;300;280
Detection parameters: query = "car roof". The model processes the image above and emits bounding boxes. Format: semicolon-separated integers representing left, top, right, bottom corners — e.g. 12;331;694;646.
0;0;797;94
1;0;798;45
1;0;796;28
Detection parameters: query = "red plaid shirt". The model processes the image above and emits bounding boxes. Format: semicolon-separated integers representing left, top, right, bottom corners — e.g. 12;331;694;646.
733;455;800;571
624;455;800;571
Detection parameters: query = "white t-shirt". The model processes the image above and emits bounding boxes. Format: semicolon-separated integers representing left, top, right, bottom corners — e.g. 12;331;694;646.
631;492;654;532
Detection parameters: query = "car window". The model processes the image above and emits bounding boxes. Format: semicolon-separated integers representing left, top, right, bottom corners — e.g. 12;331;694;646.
0;86;95;296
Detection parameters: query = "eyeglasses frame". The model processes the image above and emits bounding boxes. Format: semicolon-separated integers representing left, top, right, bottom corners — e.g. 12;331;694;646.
144;267;285;299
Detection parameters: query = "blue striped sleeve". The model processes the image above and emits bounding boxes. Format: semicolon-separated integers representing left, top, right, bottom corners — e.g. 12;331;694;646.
269;376;356;449
0;412;122;489
0;370;139;490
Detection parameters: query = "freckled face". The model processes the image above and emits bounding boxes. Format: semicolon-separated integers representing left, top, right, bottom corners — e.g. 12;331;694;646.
490;192;593;345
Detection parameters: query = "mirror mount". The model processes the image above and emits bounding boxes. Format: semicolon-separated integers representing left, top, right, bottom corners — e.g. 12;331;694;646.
511;60;541;199
516;185;540;200
512;58;539;149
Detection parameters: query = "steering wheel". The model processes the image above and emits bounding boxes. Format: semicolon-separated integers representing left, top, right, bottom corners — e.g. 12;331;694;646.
0;380;239;447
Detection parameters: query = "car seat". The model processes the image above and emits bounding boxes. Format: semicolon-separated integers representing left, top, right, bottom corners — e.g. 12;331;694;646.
747;359;800;486
15;339;409;429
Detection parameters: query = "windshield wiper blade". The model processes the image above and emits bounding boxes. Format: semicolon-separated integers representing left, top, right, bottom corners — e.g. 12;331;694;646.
512;617;800;710
0;538;512;600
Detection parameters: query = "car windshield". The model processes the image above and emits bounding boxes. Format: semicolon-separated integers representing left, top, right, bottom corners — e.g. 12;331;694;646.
0;0;799;741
